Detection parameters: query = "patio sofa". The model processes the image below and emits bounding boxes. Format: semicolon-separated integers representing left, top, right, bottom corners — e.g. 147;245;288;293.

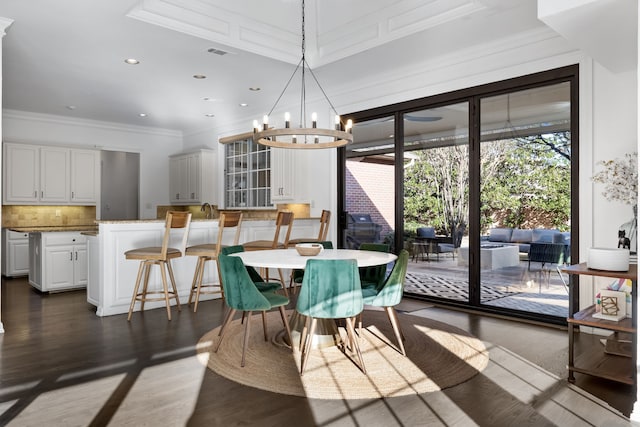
484;227;569;253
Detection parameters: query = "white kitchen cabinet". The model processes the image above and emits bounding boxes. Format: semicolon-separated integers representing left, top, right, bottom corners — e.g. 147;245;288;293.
3;143;39;203
40;146;70;203
3;143;99;205
29;232;88;292
270;148;295;202
169;149;215;205
70;149;99;203
2;229;30;277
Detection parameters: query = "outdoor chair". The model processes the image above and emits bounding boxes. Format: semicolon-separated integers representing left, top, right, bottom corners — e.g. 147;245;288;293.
359;249;409;356
215;254;292;367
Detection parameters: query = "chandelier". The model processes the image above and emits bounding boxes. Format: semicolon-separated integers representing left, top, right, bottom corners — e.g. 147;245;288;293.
219;0;353;149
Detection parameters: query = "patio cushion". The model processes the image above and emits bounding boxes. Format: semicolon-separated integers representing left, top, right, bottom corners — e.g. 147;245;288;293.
488;228;513;243
416;227;436;238
510;228;532;243
531;229;563;244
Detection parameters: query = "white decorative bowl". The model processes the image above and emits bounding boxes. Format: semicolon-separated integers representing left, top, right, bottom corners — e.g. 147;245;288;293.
587;247;630;271
295;243;323;256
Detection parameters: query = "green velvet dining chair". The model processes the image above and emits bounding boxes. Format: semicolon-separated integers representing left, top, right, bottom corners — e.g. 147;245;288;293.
220;245;281;293
288;240;334;294
360;249;409;356
358;242;391;290
215;254;293;367
296;258;366;375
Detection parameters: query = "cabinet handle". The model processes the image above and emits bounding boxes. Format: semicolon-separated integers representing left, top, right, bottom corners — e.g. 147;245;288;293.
176;193;179;199
70;252;73;261
41;191;44;198
71;191;74;199
34;190;37;197
75;251;78;261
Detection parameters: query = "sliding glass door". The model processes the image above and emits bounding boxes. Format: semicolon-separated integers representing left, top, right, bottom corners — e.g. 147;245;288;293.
343;116;396;250
402;103;470;303
338;66;577;324
479;82;571;317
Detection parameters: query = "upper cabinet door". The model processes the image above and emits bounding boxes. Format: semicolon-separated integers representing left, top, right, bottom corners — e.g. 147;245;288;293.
70;149;99;204
3;143;39;203
40;147;70;203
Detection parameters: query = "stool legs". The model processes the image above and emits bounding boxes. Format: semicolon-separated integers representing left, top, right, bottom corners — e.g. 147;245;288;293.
188;256;224;313
127;259;180;321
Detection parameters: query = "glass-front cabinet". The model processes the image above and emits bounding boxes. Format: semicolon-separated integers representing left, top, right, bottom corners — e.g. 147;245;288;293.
224;138;271;208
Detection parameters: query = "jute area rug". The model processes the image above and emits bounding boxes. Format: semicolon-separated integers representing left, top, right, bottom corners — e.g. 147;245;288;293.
196;310;489;400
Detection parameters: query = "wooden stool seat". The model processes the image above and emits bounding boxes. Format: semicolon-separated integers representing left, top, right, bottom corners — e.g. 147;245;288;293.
125;211;192;321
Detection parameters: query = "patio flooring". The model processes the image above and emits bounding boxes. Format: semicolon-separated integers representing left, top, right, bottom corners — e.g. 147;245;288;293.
404;253;570;318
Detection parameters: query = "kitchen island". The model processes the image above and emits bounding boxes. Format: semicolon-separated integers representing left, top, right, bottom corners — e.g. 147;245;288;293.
88;217;320;316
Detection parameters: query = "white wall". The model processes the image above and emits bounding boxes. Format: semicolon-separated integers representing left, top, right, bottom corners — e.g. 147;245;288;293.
1;110;183;219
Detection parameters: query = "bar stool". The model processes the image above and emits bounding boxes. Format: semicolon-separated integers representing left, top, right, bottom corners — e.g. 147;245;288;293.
185;211;243;312
125;211;192;321
242;210;294;295
287;209;331;247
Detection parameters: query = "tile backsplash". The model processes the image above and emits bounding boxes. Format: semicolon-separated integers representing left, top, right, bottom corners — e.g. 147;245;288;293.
2;205;96;228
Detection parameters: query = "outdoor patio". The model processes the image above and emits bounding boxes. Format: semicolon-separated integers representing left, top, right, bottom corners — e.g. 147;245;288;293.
404;249;569;318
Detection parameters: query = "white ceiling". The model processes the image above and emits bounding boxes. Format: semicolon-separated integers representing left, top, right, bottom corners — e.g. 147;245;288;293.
0;0;635;135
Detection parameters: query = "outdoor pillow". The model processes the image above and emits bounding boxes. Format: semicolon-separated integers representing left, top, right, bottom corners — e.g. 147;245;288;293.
510;228;532;243
488;228;513;243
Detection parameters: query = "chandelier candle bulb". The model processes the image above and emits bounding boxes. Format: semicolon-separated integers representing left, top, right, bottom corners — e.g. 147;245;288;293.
346;119;353;133
312;112;317;128
263;115;269;131
335;115;341;130
314;136;319;144
292;135;297;144
285;112;291;128
253;120;259;133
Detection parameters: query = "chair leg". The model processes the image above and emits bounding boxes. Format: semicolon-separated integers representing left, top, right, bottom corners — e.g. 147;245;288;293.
345;317;366;374
261;311;268;341
140;262;152;312
193;257;207;312
188;257;202;306
385;307;406;356
299;316;310;350
215;308;237;351
218;307;234;337
127;261;146;321
159;262;172;320
277;268;289;297
241;311;253;367
300;317;317;375
278;306;293;352
166;260;181;311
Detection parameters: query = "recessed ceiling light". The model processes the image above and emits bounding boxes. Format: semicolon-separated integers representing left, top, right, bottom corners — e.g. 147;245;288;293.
203;97;216;102
124;58;140;65
193;74;206;79
239;103;248;107
205;113;215;117
138;113;147;117
249;87;260;91
66;105;77;110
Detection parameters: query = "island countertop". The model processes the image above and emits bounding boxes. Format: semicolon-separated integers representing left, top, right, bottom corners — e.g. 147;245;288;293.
9;225;98;233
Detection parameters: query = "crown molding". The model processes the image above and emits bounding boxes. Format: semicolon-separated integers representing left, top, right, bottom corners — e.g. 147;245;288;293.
3;109;183;138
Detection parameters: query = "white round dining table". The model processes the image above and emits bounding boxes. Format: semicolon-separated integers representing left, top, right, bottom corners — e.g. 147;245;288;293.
230;248;397;349
231;248;397;270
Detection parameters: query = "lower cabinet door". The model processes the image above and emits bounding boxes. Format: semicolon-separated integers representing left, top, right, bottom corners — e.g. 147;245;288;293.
44;245;74;290
74;245;88;287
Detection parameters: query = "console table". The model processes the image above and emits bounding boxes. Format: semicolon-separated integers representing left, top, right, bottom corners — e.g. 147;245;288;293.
562;263;636;387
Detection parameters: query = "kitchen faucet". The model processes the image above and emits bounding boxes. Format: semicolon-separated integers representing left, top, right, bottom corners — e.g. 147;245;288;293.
201;202;213;219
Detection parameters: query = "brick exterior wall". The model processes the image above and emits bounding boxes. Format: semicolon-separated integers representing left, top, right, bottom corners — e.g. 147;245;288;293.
345;160;395;240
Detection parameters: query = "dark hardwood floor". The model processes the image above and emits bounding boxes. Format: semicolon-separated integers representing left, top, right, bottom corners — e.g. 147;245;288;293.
0;277;633;426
